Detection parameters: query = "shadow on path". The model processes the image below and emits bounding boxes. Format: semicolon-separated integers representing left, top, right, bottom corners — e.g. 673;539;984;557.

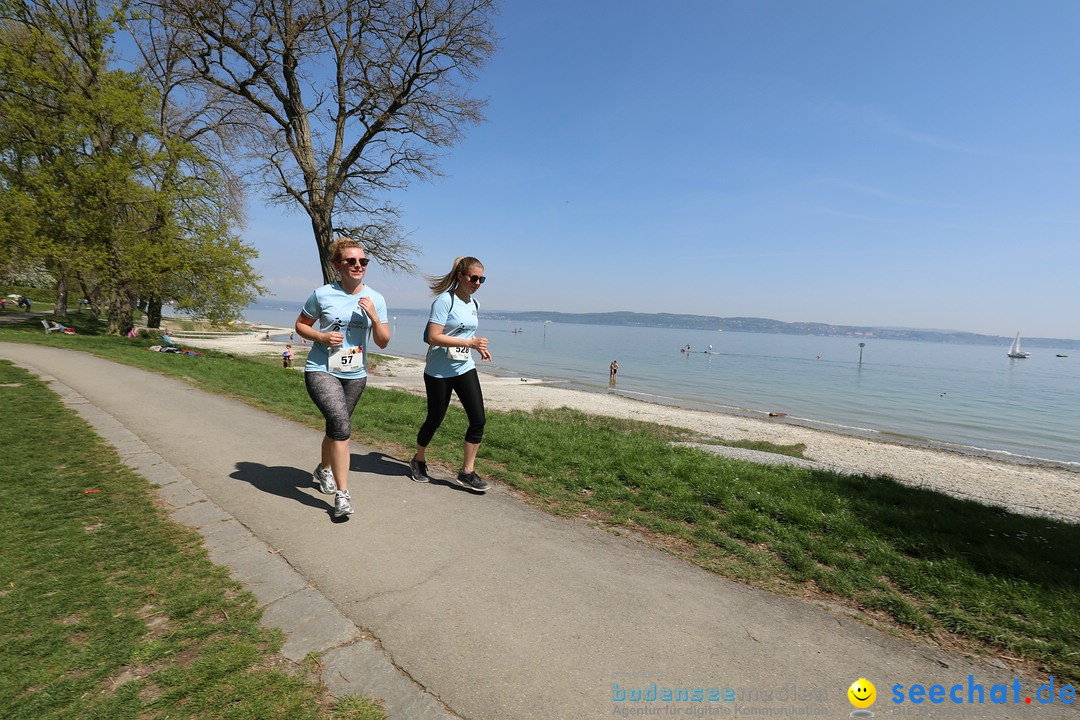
231;451;416;519
231;461;327;511
347;450;486;495
349;450;411;481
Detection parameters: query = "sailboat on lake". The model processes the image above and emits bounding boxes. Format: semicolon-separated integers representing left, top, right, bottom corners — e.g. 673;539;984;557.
1007;332;1030;358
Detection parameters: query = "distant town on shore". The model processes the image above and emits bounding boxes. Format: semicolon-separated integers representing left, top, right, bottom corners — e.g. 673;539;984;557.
470;310;1080;349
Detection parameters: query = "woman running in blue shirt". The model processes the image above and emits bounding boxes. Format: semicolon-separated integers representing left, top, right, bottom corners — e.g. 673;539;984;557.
409;256;491;492
294;238;390;517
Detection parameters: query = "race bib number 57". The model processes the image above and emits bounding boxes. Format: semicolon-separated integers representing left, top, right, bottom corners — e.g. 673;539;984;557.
328;346;363;373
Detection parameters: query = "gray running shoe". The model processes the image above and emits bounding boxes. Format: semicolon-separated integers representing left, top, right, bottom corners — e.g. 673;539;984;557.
455;470;490;493
314;464;337;494
334;489;353;517
409;456;430;483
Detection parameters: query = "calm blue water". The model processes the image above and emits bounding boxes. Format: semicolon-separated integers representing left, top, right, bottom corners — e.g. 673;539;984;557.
247;300;1080;467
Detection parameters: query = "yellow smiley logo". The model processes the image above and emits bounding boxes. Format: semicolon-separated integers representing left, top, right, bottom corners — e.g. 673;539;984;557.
848;678;876;709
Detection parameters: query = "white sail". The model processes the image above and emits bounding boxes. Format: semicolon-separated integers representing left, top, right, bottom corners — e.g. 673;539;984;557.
1007;332;1029;358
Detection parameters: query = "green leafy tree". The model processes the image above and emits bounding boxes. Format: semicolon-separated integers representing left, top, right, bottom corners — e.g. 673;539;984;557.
129;16;263;327
2;0;264;332
1;0;155;327
135;139;265;325
0;15;79;310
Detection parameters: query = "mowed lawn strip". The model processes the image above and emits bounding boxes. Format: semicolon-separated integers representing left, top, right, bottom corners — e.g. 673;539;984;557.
0;357;384;720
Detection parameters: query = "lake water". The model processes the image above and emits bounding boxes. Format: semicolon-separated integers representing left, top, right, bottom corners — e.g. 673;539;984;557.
246;300;1080;468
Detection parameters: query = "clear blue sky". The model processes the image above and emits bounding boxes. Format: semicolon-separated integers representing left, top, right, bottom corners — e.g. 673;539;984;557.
244;1;1080;340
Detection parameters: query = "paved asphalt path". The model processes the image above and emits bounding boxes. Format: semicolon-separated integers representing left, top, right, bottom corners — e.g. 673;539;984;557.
2;342;1072;720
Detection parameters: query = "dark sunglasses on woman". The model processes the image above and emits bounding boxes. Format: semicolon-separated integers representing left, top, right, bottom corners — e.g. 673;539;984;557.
342;257;369;267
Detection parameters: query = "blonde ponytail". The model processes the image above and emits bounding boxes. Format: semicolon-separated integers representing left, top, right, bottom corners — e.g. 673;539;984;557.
427;256;482;295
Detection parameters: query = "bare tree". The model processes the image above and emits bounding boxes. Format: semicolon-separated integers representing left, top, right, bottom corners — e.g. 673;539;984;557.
128;10;252;326
134;0;498;282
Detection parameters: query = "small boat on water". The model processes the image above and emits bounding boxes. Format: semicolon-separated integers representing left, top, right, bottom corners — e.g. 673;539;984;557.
1007;332;1030;358
1057;354;1068;358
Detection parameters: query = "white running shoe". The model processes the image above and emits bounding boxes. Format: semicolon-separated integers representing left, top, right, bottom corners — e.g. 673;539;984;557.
334;490;353;517
314;464;337;495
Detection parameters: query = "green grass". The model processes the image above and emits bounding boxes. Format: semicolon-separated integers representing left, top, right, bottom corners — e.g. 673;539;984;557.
2;320;1079;685
0;284;96;319
0;354;384;718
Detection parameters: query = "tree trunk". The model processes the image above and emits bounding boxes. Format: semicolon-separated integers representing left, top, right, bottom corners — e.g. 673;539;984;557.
107;287;135;336
146;295;163;328
311;202;336;285
53;271;69;318
77;276;104;317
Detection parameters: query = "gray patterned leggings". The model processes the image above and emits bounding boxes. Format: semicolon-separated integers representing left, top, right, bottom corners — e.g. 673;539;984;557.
305;371;368;440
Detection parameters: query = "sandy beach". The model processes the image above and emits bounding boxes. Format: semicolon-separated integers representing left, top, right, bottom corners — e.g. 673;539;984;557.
170;330;1080;524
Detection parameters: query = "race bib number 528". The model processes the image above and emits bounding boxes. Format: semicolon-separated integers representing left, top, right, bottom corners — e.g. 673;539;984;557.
448;345;471;361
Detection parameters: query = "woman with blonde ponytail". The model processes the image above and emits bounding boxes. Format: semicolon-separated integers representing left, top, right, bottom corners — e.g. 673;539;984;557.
409;256;491;493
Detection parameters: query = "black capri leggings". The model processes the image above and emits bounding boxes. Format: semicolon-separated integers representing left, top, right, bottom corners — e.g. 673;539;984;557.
417;369;486;446
305;371;367;441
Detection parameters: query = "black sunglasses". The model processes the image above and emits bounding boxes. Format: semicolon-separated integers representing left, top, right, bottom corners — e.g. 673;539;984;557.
465;274;486;284
342;257;369;267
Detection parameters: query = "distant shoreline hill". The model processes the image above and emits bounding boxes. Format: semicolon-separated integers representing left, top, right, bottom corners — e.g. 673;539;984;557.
483;310;1080;349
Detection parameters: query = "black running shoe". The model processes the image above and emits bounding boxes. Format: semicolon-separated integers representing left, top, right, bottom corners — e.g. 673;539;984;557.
409;456;430;483
455;470;490;493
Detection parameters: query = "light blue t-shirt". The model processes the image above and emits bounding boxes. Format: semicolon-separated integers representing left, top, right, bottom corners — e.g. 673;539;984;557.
424;291;478;378
301;283;388;378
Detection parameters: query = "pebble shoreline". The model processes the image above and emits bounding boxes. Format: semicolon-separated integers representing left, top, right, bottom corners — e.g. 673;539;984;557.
172;331;1080;524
